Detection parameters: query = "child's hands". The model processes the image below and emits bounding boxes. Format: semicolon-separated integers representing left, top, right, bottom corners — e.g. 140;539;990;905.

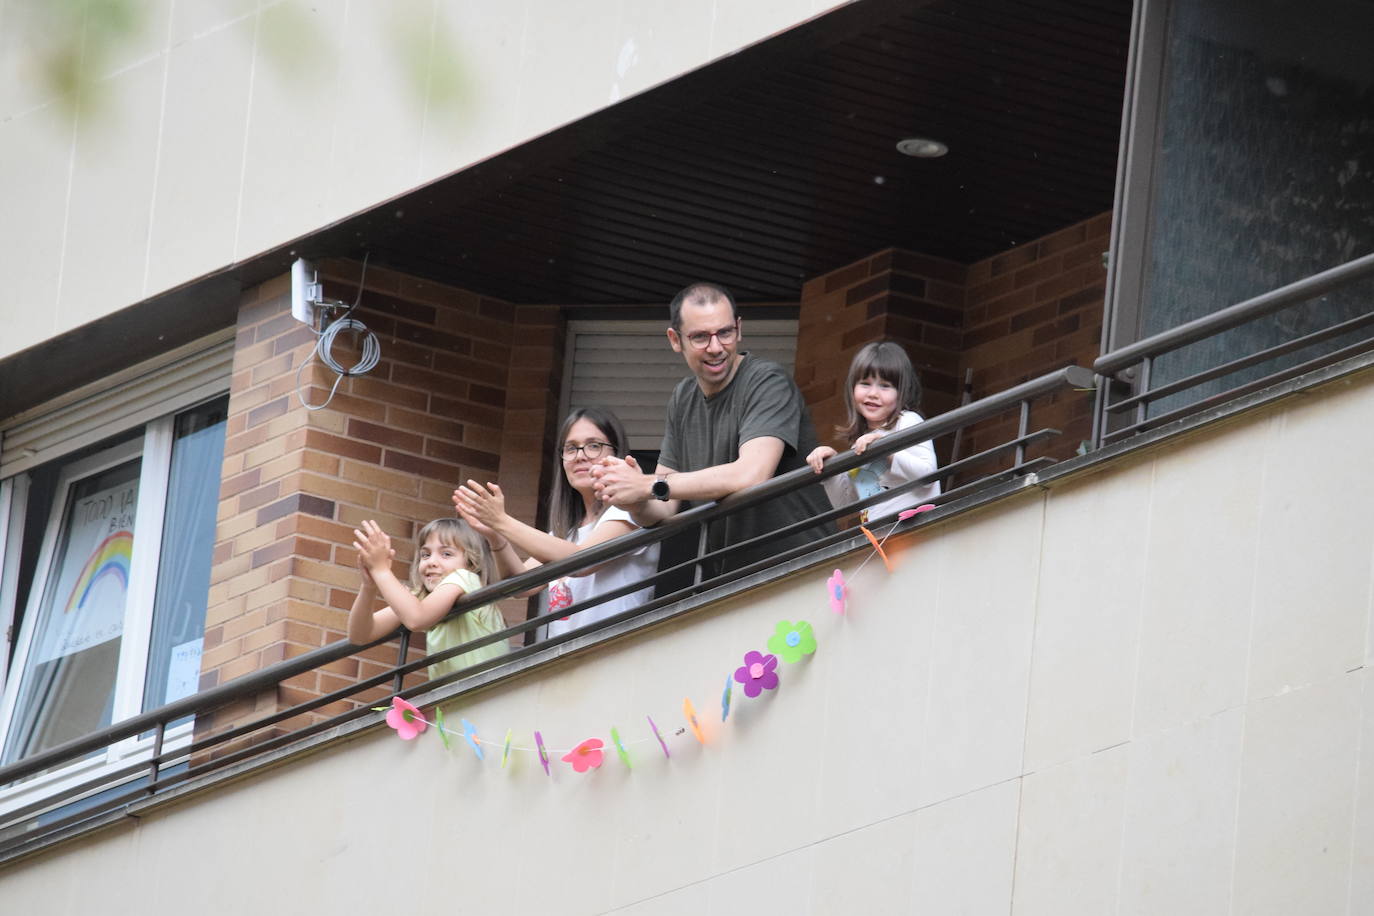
806;446;836;473
352;520;396;576
453;481;509;538
853;431;884;455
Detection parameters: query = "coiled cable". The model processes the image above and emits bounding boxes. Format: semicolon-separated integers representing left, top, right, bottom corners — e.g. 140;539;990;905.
296;254;381;411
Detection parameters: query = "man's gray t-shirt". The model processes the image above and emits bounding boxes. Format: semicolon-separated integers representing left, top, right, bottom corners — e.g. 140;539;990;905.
658;354;832;572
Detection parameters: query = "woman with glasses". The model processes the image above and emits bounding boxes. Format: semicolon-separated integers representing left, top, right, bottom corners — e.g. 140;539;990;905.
453;407;659;639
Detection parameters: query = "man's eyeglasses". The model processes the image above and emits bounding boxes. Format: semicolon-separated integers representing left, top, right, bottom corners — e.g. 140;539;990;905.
683;322;738;349
561;441;615;460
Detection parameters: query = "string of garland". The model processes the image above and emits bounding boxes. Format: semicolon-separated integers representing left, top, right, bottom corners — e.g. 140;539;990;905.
375;506;932;774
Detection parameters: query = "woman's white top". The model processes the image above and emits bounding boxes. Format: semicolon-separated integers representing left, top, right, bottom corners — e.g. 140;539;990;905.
545;506;660;639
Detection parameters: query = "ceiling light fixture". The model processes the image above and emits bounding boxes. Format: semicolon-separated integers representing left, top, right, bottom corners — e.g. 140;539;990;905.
896;137;948;158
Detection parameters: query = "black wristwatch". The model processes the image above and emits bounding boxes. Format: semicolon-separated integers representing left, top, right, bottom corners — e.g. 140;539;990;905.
651;475;671;501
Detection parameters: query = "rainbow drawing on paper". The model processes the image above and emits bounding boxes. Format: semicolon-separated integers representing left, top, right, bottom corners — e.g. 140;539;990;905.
63;530;133;613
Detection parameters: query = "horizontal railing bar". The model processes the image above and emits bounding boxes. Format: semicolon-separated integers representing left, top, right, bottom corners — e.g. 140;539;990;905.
1102;332;1374;442
1106;309;1374;412
0;758;153;826
1094;251;1374;375
0;363;1093;788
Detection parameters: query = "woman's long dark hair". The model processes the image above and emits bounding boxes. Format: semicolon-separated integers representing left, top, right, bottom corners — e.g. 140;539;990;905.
838;340;923;444
548;407;631;540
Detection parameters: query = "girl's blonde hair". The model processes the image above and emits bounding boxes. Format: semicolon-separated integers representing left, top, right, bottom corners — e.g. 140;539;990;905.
409;517;492;593
839;340;923;444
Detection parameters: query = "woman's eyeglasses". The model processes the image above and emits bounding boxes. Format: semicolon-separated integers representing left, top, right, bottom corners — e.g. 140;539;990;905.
561;441;614;460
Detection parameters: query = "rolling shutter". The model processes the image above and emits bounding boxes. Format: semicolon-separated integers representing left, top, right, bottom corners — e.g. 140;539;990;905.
561;320;798;452
0;330;234;478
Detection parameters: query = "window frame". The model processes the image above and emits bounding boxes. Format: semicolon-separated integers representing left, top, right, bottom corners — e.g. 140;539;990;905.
0;333;231;810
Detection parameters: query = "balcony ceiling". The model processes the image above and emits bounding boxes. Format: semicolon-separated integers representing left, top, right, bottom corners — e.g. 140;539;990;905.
298;0;1132;305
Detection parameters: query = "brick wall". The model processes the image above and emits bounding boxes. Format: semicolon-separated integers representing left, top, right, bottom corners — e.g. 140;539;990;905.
198;261;534;747
959;213;1109;468
795;212;1110;478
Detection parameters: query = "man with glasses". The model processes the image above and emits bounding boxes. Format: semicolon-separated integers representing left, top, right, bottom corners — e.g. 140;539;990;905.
593;282;831;573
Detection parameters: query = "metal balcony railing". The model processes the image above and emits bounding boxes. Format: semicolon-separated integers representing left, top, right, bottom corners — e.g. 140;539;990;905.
1093;252;1374;445
0;362;1096;862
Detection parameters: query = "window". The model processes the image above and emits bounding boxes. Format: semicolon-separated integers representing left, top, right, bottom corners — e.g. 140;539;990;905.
0;334;230;797
1107;0;1374;413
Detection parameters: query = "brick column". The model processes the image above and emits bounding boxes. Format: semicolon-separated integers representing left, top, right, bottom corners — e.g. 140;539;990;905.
960;213;1109;464
198;261;517;749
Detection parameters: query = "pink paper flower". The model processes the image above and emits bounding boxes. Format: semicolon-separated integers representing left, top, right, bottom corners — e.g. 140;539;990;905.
563;738;605;772
734;650;780;698
827;569;848;615
385;696;427;740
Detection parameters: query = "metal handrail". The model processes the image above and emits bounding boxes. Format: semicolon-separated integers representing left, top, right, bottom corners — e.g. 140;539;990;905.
1095;252;1374;375
0;363;1093;789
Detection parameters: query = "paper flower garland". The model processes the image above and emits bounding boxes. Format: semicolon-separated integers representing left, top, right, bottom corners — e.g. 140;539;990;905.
368;504;922;782
767;620;816;664
858;525;893;572
610;727;632;769
683;698;705;744
827;569;848;615
434;707;452;750
648;715;671;758
462;718;484;760
535;731;551;775
734;651;780;697
386;697;427;740
563;738;605;772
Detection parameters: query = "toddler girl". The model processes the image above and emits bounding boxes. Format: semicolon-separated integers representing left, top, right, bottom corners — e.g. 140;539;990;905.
347;517;509;681
806;340;940;522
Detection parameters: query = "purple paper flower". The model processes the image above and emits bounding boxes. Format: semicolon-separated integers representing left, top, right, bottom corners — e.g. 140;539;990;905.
733;650;780;698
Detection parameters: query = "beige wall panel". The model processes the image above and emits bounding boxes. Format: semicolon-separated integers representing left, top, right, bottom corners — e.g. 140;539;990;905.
416;0;526;183
323;0;431;220
809;810;919;912
1247;382;1374;700
917;496;1042;807
169;0;257;45
1132;417;1271;736
1023;459;1151;770
1117;708;1244;916
0;106;71;340
1013;745;1129;916
144;19;255;294
56;59;165;332
0;3;68;120
909;779;1020;912
233;2;347;264
514;0;628;143
89;0;173;80
1232;675;1361;915
1348;669;1374;912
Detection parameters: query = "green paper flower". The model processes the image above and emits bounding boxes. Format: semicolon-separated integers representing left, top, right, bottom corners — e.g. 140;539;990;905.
767;620;816;663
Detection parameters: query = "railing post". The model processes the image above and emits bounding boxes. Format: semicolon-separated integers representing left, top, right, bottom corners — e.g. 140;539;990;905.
1134;356;1152;430
393;631;411;694
1014;400;1031;467
146;721;166;795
